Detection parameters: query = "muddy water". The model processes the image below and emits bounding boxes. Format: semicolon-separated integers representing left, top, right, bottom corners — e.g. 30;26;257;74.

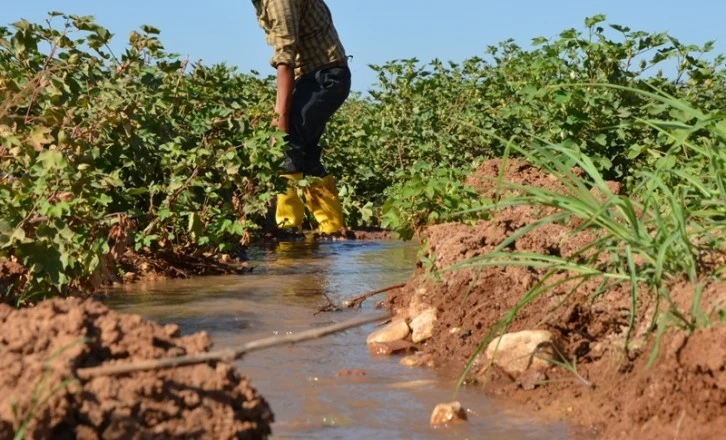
105;240;569;439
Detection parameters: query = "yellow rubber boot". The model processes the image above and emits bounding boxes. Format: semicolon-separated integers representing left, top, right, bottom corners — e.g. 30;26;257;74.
275;172;305;229
303;174;345;234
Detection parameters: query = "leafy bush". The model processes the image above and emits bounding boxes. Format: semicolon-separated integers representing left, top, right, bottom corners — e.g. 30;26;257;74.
381;161;487;240
327;14;725;197
0;14;284;303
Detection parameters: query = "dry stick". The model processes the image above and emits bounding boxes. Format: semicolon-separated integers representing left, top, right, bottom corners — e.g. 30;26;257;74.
343;283;405;309
313;292;342;315
76;312;389;380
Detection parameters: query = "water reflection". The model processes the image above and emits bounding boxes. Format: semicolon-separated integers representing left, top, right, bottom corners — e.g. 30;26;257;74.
103;240;569;439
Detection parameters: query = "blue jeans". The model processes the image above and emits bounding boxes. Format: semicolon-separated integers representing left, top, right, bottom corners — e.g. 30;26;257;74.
282;65;351;177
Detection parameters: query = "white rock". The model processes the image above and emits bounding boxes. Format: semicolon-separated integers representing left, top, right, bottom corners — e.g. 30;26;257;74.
400;353;434;368
430;401;468;426
367;340;416;356
407;287;431;320
411;308;437;343
366;318;410;345
485;330;557;376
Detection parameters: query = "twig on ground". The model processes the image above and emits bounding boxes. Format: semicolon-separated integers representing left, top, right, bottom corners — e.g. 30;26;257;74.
314;292;342;315
76;312;389;380
166;264;189;278
343;283;405;309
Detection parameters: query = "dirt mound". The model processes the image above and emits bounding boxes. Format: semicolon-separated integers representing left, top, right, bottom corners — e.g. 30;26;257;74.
385;158;725;439
611;325;726;439
0;258;27;302
0;298;273;439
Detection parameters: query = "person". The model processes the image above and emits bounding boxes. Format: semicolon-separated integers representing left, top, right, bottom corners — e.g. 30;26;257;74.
251;0;351;235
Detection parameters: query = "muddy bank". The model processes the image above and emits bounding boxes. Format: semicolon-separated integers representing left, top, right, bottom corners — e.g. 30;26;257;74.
382;158;726;439
111;228;394;284
0;228;393;307
0;298;273;439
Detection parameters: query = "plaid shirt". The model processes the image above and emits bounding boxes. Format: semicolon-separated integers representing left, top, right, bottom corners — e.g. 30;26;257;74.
252;0;347;78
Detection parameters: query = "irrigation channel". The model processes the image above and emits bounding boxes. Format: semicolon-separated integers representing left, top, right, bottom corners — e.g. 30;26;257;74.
104;239;570;439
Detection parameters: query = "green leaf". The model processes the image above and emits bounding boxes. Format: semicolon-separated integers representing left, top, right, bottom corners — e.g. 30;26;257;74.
609;24;630;33
188;212;203;241
585;14;607;28
140;25;161;35
37;150;66;170
48;202;71;218
59;250;70;270
554;93;571;105
158;208;172;220
28;126;54;151
9;228;26;245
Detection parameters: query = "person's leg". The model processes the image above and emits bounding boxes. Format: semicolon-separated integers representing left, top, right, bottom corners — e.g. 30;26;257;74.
287;66;351;177
274;76;317;230
300;66;351;233
275;68;350;229
279;66;351;234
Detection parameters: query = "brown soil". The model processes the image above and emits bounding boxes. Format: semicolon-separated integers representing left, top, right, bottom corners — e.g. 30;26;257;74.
114;249;253;283
93;214;255;287
384;158;726;440
0;258;26;297
95;226;390;287
0;297;273;439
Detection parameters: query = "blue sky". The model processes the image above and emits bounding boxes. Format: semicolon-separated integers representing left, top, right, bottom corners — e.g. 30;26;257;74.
2;1;724;91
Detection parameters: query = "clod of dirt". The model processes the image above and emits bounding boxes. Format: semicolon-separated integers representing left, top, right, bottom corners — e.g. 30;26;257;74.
0;298;273;439
429;401;468;426
0;258;27;303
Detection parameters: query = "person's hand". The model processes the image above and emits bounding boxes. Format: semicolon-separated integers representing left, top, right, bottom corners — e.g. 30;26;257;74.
272;113;289;133
273;64;293;134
